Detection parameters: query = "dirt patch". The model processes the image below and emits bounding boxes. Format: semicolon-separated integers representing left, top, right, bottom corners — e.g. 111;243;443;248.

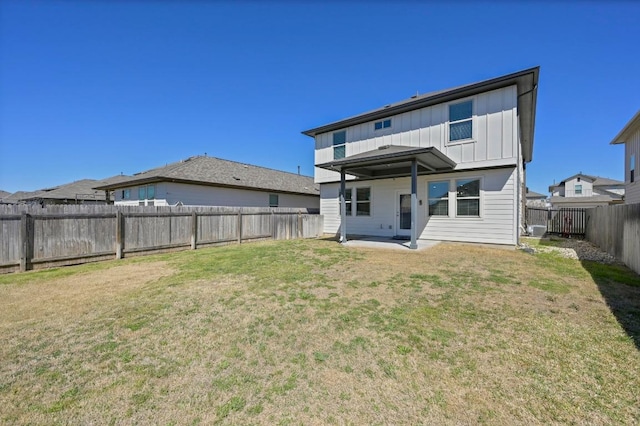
0;262;175;327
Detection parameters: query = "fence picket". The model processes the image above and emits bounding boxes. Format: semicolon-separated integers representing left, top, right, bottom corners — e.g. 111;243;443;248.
0;205;322;273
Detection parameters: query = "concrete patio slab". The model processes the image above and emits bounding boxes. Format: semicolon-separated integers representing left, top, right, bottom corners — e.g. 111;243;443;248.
341;237;442;251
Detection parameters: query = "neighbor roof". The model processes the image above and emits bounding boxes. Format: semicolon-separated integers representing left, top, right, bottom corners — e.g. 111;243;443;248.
302;67;539;163
93;156;319;196
525;189;547;199
610;110;640;145
549;173;624;191
17;178;121;202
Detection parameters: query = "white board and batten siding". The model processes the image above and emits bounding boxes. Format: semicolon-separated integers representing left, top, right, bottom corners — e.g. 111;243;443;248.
321;167;518;245
114;182;320;209
314;85;519;184
624;126;640;204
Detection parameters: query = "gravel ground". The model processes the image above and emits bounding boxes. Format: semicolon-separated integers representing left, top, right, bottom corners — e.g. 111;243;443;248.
519;237;620;264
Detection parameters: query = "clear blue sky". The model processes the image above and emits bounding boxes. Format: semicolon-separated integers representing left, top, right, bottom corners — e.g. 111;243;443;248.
1;1;638;195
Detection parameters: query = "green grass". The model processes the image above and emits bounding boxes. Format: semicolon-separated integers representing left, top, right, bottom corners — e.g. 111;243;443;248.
0;238;639;424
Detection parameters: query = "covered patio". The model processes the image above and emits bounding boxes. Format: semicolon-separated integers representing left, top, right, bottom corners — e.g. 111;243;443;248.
317;145;456;249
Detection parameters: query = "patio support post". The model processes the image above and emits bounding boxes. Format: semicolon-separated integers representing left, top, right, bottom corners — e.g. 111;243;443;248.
410;158;418;249
339;169;347;243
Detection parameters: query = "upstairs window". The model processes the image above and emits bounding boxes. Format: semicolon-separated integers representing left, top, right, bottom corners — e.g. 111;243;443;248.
574;184;583;195
269;194;279;207
456;178;480;216
122;189;131;200
333;130;346;159
449;100;473;142
428;181;449;216
631;154;636;183
374;119;392;130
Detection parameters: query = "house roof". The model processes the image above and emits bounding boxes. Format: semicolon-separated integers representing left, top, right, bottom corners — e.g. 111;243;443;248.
549;173;624;192
0;190;10;198
93;156;319;196
525;189;547;199
610;110;640;145
17;178;119;202
302;66;539;163
316;145;456;179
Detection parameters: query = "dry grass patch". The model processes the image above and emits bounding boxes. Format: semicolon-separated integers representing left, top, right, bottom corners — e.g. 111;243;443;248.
0;239;638;425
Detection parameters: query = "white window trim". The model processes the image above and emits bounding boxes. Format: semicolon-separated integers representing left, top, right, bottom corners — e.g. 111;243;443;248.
446;97;476;146
426;180;451;218
374;119;392;131
333;130;347;160
340;186;373;217
454;176;482;219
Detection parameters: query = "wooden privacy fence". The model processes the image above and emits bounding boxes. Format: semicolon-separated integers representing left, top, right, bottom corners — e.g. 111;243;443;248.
0;205;323;273
525;207;586;237
585;203;640;275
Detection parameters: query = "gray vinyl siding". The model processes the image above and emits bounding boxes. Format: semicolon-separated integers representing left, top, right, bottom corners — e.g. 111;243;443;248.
321;167;517;245
625;127;640;204
114;182;319;209
314;85;518;184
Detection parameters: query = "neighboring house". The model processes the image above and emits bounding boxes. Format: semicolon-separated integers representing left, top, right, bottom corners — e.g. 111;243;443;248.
0;190;11;204
4;175;131;205
548;173;624;208
302;67;539;247
93;155;320;209
525;188;548;208
610;110;640;204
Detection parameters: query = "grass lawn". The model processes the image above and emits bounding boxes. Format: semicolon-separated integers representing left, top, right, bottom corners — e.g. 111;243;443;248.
1;238;639;424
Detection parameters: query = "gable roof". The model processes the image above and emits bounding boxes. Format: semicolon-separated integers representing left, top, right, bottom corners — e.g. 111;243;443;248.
302;67;539;163
549;173;624;191
0;190;10;198
610;110;640;145
17;178;119;202
525;189;547;199
93;156;319;196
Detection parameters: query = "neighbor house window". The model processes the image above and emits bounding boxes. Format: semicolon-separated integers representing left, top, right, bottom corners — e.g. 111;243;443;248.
339;188;353;216
122;189;131;200
269;194;279;207
428;181;449;216
575;184;582;195
333;130;346;159
449;100;473;142
456;178;480;216
374;119;392;130
356;187;371;216
138;185;156;200
631;154;636;183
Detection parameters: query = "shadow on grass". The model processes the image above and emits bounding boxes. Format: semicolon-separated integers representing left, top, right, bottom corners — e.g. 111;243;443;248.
581;260;640;351
535;235;640;351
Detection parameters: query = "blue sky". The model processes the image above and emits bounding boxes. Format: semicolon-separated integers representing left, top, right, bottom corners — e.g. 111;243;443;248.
1;1;638;195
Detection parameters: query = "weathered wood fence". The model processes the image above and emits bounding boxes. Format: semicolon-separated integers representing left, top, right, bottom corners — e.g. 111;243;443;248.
0;205;323;273
585;203;640;275
526;207;586;237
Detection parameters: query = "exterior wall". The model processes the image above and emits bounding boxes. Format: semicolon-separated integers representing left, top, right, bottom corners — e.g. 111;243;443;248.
113;182;320;209
563;177;594;197
624;127;640;204
314;85;519;184
321;167;517;245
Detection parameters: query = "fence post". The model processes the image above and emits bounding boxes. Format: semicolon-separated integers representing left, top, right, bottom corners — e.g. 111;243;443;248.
115;210;124;259
191;212;197;250
271;211;276;240
20;212;32;272
237;212;242;244
297;211;302;239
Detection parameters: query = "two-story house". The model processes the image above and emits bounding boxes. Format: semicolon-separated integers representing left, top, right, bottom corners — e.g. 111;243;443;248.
610;110;640;204
302;67;539;248
548;173;625;208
